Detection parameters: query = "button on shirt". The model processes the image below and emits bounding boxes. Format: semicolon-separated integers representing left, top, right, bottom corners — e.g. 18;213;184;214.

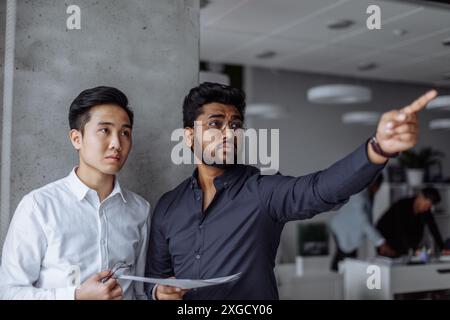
146;143;385;299
0;168;151;300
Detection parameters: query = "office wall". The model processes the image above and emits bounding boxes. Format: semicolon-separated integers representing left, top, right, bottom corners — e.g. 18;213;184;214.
246;67;450;262
0;0;5;192
0;0;199;250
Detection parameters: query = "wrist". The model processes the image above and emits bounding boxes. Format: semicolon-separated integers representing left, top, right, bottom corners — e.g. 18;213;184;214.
367;139;388;165
370;135;399;159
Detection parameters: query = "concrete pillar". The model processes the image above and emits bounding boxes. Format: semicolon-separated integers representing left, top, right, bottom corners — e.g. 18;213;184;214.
0;0;5;182
0;0;199;250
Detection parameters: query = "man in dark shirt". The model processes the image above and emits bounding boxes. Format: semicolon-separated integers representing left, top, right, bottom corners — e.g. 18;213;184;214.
145;82;437;300
377;187;443;257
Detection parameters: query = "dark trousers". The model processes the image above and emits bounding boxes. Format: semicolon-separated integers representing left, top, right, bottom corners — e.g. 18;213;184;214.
331;237;357;272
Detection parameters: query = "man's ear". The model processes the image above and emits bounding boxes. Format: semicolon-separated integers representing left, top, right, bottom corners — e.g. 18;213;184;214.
69;129;82;150
184;127;194;148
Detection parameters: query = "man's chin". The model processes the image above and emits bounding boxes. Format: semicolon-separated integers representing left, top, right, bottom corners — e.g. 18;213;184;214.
200;149;239;168
100;163;124;175
208;162;237;169
203;156;238;169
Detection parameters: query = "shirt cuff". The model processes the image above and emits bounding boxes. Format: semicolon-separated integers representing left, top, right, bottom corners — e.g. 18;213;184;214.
152;284;158;300
375;238;386;247
55;286;77;300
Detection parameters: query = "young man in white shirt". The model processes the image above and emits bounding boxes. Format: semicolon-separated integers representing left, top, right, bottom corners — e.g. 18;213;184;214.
0;86;150;300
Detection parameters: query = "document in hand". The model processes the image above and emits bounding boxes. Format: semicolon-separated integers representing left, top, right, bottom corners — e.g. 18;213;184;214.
118;272;241;289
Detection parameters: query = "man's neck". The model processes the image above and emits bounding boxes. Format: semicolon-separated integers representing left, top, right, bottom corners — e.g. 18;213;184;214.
197;164;225;192
76;163;115;203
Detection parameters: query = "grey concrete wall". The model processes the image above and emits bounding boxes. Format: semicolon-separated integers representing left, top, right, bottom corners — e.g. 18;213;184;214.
1;0;199;248
247;67;450;262
0;0;5;189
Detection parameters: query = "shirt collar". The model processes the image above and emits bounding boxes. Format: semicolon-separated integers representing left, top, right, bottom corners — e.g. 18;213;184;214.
190;165;246;190
66;167;126;203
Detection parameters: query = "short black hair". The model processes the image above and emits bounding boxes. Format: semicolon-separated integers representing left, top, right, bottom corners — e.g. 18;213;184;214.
182;82;246;128
69;86;133;132
421;187;441;204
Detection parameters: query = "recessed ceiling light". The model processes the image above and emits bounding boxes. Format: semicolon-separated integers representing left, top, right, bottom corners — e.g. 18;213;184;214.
327;19;355;30
255;51;277;59
307;84;372;104
357;62;378;71
427;95;450;111
200;0;211;9
429;119;450;130
342;111;380;125
442;38;450;46
393;29;407;36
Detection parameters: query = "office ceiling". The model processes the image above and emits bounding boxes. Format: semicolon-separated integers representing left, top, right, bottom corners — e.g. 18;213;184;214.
200;0;450;87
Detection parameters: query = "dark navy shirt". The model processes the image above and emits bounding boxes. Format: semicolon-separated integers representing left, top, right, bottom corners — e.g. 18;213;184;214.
145;142;385;299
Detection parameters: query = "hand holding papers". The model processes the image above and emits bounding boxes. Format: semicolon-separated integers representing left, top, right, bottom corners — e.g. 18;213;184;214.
118;272;241;290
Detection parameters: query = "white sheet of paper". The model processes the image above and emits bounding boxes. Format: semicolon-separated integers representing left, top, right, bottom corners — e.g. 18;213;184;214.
118;272;241;289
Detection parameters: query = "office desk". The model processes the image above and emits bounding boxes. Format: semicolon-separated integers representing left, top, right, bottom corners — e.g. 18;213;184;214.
342;258;450;299
275;263;343;300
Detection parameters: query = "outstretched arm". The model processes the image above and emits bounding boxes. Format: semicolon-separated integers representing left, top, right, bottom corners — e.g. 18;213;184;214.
257;90;438;223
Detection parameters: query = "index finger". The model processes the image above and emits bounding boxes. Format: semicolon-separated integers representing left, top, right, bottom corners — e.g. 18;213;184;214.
402;90;437;114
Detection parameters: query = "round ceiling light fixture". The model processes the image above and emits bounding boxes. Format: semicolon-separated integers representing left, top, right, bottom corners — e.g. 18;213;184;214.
342;111;379;125
426;95;450;111
245;103;286;119
429;119;450;130
307;84;372;104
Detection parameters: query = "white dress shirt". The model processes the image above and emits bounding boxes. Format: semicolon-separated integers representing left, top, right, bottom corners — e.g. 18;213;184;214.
329;189;384;253
0;168;151;300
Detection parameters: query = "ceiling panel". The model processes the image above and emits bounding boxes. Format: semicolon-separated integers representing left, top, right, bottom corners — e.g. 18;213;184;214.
200;0;245;26
391;28;450;55
279;0;423;43
329;50;415;75
200;28;257;60
200;0;450;87
222;36;320;68
208;0;339;35
280;44;371;73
